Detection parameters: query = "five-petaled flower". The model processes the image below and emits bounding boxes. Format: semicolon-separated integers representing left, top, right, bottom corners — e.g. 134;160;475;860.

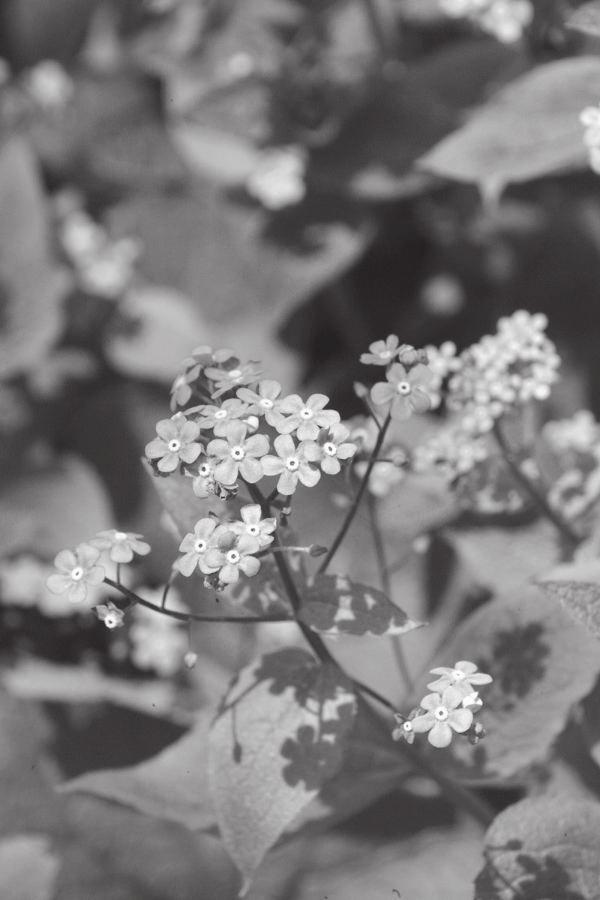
261;434;321;494
95;600;125;629
175;518;228;577
207;421;269;485
410;687;474;748
205;532;261;585
370;363;435;421
145;415;202;473
204;359;262;398
360;335;400;366
427;660;493;698
237;379;285;426
303;424;358;475
230;504;276;548
274;393;340;440
90;529;151;564
191;398;249;436
47;543;105;604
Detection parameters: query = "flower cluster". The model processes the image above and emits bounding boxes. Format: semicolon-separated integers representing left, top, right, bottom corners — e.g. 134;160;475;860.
440;0;533;43
393;660;492;749
149;346;358;507
54;192;141;299
580;104;600;175
361;336;435;422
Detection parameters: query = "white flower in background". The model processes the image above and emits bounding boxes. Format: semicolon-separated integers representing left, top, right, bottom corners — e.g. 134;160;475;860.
25;60;74;108
246;146;307;210
440;0;533;43
129;587;188;677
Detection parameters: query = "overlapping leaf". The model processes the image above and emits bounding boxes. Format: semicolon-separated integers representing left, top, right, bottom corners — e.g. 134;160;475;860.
300;573;423;637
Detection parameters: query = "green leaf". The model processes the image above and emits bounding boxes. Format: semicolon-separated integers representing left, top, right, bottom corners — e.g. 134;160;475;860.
0;456;112;559
422;587;600;784
567;2;600;37
208;648;357;885
0;137;66;379
300;573;423;637
537;559;600;640
419;57;600;193
61;712;216;832
474;797;600;899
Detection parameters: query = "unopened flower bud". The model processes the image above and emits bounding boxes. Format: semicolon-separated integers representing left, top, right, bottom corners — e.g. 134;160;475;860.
184;651;198;669
309;544;328;558
353;381;369;399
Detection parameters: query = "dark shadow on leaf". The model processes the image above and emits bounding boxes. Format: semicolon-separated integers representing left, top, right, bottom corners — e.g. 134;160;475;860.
478;623;550;711
475;842;585;900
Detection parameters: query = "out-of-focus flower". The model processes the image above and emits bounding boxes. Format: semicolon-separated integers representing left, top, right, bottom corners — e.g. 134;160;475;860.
145;414;202;473
205;359;262;399
90;530;151;564
420;274;465;317
246;146;307;210
360;335;401;366
46;544;105;604
25;60;74;108
129;587;187;677
440;0;533;43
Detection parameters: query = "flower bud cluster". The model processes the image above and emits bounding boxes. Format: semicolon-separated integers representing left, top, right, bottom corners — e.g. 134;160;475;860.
393;660;492;749
440;0;533;43
54;193;141;299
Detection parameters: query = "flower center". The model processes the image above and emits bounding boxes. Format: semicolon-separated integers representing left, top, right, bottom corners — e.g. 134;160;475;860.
380;349;392;359
194;539;207;553
434;706;449;721
226;550;241;564
214;409;228;419
247;524;259;536
114;531;128;541
402;721;413;733
285;456;300;471
168;438;182;452
228;369;242;379
198;463;212;477
323;442;337;457
396;381;411;396
105;614;119;629
451;670;466;682
70;566;84;581
230;445;245;461
260;398;274;409
300;407;314;419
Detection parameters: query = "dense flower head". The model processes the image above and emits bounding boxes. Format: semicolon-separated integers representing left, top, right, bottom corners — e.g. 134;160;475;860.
90;530;151;564
145;414;202;473
440;0;533;43
47;543;105;605
371;362;436;421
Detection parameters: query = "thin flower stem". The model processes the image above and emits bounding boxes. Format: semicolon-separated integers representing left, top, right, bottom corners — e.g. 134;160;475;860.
161;571;176;609
102;577;292;624
115;563;122;585
492;419;580;551
318;413;393;573
367;493;413;695
353;678;397;713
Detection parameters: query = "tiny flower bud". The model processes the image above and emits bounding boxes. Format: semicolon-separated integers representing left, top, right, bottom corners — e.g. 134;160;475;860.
353;381;369;399
184;651;198;669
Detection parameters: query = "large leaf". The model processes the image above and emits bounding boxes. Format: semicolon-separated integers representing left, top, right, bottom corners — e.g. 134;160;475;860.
537;558;600;640
474;797;600;899
421;587;600;784
300;573;423;637
0;138;66;378
568;1;600;37
0;456;112;559
419;57;600;192
208;648;357;886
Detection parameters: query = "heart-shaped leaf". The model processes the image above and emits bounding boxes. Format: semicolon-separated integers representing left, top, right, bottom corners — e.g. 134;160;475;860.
300;573;423;637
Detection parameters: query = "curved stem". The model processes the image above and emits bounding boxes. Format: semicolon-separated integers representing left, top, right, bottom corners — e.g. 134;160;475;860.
492;419;580;551
318;413;392;574
103;577;292;624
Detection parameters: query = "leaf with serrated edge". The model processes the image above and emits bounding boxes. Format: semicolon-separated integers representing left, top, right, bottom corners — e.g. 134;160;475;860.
418;587;600;784
538;559;600;640
208;648;356;887
474;797;600;899
300;573;423;637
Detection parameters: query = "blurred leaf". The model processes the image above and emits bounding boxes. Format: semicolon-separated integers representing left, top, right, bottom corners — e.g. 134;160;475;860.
0;137;66;378
311;71;455;200
171;113;264;187
0;835;60;900
423;587;600;784
446;518;557;595
143;463;217;538
567;1;600;36
300;573;423;637
474;797;600;899
108;188;372;329
61;712;215;831
538;559;600;640
0;0;100;66
106;284;209;382
209;648;356;884
0;456;112;559
419;57;600;193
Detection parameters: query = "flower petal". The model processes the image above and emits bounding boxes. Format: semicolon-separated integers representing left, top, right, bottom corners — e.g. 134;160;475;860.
428;722;453;748
410;712;435;733
448;708;473;733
